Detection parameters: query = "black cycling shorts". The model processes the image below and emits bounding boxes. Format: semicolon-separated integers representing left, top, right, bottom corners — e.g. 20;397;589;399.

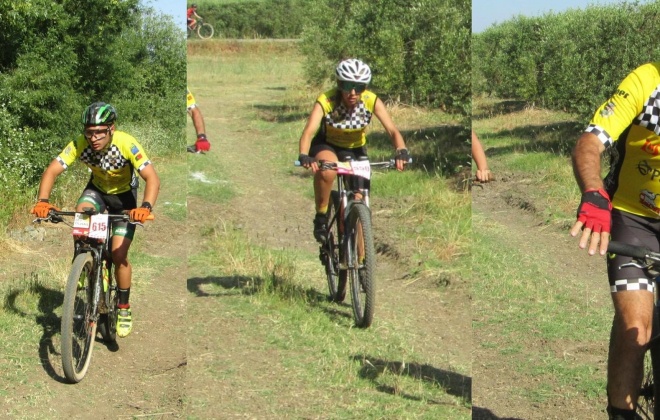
607;209;660;293
76;182;137;240
310;133;370;191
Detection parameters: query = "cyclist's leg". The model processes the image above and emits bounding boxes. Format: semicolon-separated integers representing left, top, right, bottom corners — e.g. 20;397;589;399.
607;209;659;413
75;183;107;213
106;189;137;337
310;136;338;242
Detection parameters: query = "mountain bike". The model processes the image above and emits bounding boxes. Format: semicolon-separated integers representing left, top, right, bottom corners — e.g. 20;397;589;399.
34;209;152;383
608;240;660;418
187;18;214;39
297;157;407;328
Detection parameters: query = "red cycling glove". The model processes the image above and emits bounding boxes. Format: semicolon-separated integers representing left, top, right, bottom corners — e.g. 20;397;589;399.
195;134;211;152
576;188;612;233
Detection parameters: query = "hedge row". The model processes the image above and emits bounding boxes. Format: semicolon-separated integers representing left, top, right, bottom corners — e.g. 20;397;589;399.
473;2;660;120
191;0;471;115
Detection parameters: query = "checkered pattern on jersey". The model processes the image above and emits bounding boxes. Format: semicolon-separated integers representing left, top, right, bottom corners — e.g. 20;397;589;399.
610;278;654;293
636;85;660;134
325;101;372;130
585;124;613;146
79;144;130;171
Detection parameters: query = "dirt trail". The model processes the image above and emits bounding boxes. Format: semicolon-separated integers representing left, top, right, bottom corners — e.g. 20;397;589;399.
1;194;187;418
472;170;611;419
185;45;470;417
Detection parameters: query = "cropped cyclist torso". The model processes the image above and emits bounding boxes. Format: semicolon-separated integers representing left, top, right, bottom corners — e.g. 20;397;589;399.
587;62;660;218
57;131;151;194
316;88;377;149
187;88;197;111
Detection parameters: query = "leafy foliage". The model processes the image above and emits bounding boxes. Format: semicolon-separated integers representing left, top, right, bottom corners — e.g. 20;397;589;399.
299;0;471;115
473;2;660;120
0;0;185;228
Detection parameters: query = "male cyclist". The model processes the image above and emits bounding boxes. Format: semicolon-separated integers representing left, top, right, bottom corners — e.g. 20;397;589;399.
187;4;202;31
187;88;211;152
297;58;409;242
31;102;160;338
570;62;660;419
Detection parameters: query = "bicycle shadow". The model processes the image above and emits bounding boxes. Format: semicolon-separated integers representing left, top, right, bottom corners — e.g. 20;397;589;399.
187;275;354;322
3;275;119;383
351;354;471;404
3;278;67;383
472;407;524;420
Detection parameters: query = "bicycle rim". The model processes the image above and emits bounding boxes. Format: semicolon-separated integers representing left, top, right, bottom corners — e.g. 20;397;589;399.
61;253;97;383
198;23;214;39
347;203;375;328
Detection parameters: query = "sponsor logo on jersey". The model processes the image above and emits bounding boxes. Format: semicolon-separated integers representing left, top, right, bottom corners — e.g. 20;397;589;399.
130;144;139;155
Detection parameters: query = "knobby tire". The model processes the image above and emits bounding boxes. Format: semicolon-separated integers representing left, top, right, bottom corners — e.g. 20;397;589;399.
197;23;214;39
346;203;375;328
637;305;660;419
323;191;341;301
61;252;97;383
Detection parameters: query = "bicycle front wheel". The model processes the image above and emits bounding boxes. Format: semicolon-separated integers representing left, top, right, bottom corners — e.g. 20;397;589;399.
61;252;97;383
322;191;344;302
97;262;117;344
346;203;375;328
197;23;214;39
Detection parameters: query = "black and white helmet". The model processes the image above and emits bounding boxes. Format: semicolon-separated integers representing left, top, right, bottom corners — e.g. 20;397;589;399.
335;59;372;84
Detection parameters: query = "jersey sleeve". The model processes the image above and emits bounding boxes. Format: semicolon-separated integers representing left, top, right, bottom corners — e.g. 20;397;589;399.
127;140;151;172
187;88;197;111
586;64;657;145
56;138;84;169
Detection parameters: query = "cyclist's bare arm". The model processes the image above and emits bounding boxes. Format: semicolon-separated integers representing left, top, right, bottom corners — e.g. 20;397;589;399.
373;98;406;171
298;102;325;171
37;159;66;201
570;131;609;254
139;164;160;207
189;106;206;137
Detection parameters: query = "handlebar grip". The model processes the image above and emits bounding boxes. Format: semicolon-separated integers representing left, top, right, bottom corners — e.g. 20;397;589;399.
145;214;155;221
607;241;650;259
294;161;301;166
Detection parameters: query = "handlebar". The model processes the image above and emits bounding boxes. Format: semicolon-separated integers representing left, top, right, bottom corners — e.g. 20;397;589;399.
607;241;651;260
34;209;154;225
293;158;412;169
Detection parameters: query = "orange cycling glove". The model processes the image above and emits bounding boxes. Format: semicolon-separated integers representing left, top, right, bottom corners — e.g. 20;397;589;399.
129;203;152;223
31;201;59;218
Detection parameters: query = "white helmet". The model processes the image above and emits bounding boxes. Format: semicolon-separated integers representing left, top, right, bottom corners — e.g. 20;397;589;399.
335;59;372;84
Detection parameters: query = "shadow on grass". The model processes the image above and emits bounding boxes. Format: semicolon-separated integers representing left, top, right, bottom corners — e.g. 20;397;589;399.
352;354;471;404
3;274;121;383
187;275;354;322
472;99;529;120
472;407;524;420
483;121;583;157
253;103;309;123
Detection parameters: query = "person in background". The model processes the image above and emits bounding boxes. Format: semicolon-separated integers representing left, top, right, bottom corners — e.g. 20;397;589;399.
187;4;202;31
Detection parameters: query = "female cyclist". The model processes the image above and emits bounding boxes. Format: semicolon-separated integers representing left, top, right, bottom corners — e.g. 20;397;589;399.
297;58;409;242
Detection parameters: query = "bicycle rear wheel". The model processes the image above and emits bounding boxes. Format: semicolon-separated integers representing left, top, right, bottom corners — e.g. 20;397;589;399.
197;23;214;39
61;252;97;383
346;203;375;328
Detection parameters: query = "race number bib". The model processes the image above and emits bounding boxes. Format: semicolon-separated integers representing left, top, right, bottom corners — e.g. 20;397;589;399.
89;214;109;240
351;160;371;180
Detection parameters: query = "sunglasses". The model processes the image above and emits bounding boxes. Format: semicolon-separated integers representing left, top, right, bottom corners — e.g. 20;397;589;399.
84;127;111;139
339;81;367;93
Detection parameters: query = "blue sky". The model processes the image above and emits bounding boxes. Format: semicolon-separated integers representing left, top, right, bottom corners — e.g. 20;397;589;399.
473;0;655;33
144;0;187;30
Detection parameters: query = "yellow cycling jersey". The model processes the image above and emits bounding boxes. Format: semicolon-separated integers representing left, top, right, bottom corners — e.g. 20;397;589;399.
187;88;197;111
587;62;660;218
316;88;377;149
56;130;151;195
